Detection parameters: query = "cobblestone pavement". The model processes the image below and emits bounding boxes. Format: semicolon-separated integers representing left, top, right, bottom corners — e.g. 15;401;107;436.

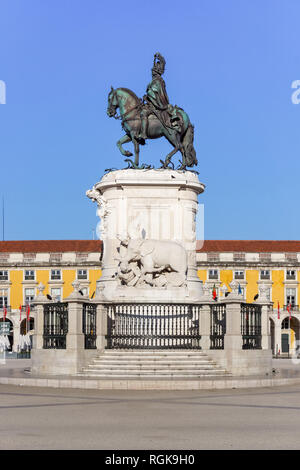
0;382;300;450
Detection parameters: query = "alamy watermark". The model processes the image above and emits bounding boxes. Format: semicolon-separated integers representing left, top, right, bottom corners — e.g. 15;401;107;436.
0;80;6;104
291;80;300;104
94;200;205;246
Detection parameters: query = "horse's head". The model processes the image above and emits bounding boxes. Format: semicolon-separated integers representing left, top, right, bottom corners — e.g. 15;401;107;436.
107;86;118;118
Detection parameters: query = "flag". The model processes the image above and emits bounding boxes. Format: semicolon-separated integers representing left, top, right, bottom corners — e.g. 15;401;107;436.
3;306;7;321
26;305;30;321
277;301;280;320
238;284;242;295
212;284;217;300
19;305;22;321
287;303;291;320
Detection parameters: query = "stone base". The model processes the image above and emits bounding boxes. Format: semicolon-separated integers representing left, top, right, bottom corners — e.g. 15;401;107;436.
205;349;273;376
87;168;205;304
31;349;98;376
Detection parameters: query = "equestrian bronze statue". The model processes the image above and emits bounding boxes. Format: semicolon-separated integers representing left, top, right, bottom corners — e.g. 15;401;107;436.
107;53;198;170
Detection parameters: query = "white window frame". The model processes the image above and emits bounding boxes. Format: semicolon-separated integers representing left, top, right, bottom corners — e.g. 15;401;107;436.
77;269;88;280
286;269;296;281
208;269;219;280
24;269;35;281
234;270;244;280
286;287;297;307
0;270;8;281
50;269;61;281
24;287;35;305
51;287;62;301
0;288;9;308
260;269;270;280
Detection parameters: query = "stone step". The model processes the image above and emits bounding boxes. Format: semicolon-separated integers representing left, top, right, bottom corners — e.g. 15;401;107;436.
79;349;230;378
91;359;217;368
102;350;207;355
86;363;217;370
92;354;209;360
81;369;227;376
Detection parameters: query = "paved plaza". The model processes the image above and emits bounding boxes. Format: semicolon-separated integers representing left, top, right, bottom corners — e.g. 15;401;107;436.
0;381;300;450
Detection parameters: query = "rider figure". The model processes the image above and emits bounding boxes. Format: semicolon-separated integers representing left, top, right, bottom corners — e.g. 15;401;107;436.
138;53;170;141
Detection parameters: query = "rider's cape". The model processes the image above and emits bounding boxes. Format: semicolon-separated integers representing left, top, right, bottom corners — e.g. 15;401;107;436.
146;75;169;111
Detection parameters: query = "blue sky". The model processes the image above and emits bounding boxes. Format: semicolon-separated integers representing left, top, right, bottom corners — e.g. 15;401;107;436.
0;0;299;241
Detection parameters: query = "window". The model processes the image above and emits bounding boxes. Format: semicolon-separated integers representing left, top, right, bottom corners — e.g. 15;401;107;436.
259;253;271;261
23;253;36;262
77;269;88;280
260;270;270;280
233;253;245;262
0;270;8;281
234;270;244;280
51;288;61;301
50;253;62;262
208;269;218;280
51;269;61;280
24;270;35;281
286;270;296;280
286;288;296;307
0;289;8;308
281;318;290;329
285;253;297;261
207;253;219;262
76;253;88;261
25;288;35;305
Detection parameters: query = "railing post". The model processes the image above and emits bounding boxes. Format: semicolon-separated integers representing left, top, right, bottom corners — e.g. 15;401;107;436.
257;304;272;350
65;281;86;351
95;303;108;350
200;303;212;350
223;299;243;351
31;282;48;350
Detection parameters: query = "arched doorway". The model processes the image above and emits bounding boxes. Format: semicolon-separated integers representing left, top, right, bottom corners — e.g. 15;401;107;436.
20;317;34;335
0;318;13;350
281;316;300;356
20;317;34;349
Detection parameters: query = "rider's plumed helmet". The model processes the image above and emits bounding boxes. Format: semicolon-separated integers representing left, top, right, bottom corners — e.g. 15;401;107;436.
152;53;166;76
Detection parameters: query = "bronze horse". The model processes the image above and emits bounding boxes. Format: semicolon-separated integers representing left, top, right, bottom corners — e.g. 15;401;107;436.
107;87;197;170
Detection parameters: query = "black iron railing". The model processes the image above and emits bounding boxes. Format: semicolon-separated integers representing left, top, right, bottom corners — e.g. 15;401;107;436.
241;303;262;349
43;303;68;349
210;304;226;349
82;303;97;349
106;303;202;349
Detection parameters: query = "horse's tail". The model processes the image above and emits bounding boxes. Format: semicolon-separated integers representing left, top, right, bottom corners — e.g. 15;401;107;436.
182;123;198;168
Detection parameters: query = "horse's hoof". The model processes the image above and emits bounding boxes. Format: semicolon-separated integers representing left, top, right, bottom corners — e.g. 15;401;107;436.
124;151;133;157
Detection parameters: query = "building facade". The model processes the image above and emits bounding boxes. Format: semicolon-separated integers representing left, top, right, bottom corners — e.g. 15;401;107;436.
0;240;102;352
197;240;300;355
0;239;299;356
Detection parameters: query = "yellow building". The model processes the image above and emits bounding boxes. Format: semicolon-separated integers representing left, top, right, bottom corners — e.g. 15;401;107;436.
197;240;300;355
0;240;102;352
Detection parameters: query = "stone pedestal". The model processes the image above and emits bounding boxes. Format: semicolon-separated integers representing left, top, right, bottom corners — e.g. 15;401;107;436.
87;169;205;303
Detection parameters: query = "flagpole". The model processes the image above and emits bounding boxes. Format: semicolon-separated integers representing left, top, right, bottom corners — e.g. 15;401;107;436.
2;196;4;242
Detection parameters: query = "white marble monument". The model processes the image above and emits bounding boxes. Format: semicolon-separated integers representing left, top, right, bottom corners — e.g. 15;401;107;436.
87;169;205;303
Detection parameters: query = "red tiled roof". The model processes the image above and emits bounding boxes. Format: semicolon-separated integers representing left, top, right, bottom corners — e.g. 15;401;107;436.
196;240;300;253
0;240;102;253
0;239;299;254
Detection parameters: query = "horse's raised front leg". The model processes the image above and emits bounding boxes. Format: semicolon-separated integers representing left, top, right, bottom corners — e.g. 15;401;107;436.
117;134;133;157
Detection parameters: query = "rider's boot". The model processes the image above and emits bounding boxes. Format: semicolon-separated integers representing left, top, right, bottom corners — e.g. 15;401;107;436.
138;116;148;143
